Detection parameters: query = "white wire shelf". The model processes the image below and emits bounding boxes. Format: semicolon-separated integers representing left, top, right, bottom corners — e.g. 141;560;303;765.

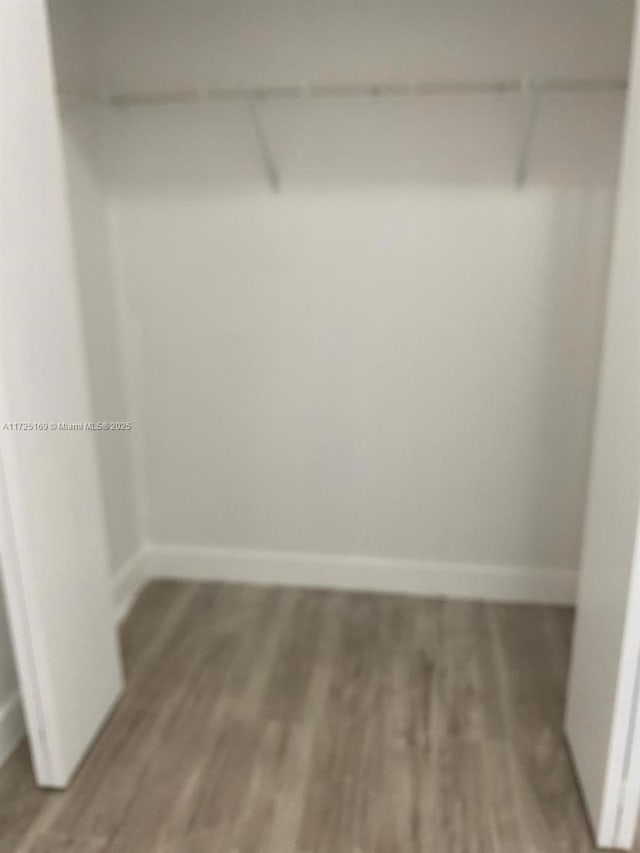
58;76;627;191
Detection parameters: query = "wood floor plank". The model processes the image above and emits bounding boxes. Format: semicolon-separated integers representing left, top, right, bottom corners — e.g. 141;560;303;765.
119;580;194;675
373;731;435;853
26;834;106;853
409;598;443;745
214;720;297;852
296;595;387;853
326;593;387;717
48;646;231;839
370;597;437;853
296;594;427;853
99;640;244;851
491;604;565;736
50;587;241;844
263;594;344;853
48;690;178;841
218;586;297;709
438;600;505;741
511;746;597;853
491;603;597;852
0;743;49;853
541;606;575;701
157;829;222;853
296;705;384;853
433;740;522;853
262;590;331;723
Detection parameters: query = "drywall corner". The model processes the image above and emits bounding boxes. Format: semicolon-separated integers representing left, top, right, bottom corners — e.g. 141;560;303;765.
112;547;148;625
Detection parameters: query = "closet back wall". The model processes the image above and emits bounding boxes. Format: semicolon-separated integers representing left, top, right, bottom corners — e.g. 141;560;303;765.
55;0;633;600
110;135;613;577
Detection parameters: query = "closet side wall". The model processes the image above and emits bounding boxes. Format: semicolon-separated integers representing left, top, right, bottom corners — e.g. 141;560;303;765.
61;110;140;573
49;0;143;585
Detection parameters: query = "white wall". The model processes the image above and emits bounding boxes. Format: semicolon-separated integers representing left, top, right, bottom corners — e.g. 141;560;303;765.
49;0;142;575
90;0;632;95
106;101;617;577
60;108;140;572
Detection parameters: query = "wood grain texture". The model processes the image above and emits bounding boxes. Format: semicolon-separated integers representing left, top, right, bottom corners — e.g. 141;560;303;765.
0;581;631;852
28;835;105;852
0;743;49;853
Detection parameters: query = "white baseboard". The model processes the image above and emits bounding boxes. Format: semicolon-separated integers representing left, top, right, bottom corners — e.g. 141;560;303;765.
112;548;148;625
145;544;577;606
0;691;24;767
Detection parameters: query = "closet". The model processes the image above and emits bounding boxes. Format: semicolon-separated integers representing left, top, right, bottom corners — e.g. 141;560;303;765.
0;0;639;849
49;0;633;593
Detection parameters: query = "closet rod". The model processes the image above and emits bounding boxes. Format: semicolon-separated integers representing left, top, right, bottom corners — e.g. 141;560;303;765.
61;76;627;109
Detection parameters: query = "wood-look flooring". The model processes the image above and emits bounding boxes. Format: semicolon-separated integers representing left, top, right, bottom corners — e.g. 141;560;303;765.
0;580;633;852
